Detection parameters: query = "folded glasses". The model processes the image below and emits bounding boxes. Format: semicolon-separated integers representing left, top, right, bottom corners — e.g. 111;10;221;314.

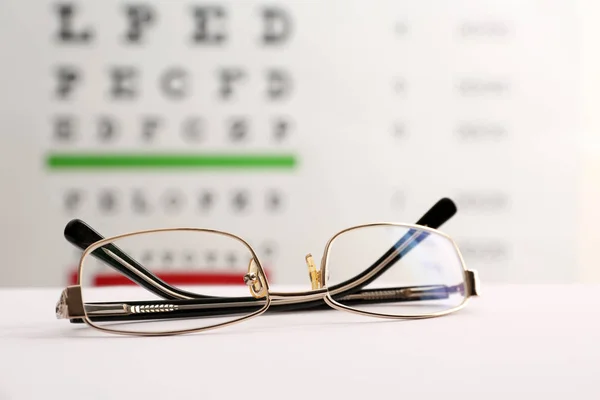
56;197;480;336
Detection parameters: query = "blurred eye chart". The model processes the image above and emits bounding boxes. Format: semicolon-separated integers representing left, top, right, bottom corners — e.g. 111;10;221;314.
0;0;579;286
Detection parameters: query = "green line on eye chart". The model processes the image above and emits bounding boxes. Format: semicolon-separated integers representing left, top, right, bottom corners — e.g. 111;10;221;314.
46;153;298;170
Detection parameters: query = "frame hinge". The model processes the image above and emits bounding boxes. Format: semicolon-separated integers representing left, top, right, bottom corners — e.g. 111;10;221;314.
465;270;480;297
55;285;85;319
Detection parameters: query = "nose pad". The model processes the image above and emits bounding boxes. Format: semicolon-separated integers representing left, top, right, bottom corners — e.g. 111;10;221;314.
244;258;268;299
305;253;321;290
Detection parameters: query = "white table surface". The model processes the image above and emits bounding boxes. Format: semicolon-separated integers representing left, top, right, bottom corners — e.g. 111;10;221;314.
0;284;598;400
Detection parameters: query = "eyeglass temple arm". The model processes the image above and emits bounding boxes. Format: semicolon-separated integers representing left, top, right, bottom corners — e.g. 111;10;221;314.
57;283;465;322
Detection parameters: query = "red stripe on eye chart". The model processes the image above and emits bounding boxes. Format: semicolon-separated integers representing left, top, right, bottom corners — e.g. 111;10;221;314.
68;269;271;286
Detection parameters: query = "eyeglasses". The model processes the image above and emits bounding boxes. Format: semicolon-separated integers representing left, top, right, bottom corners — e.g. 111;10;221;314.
56;197;480;336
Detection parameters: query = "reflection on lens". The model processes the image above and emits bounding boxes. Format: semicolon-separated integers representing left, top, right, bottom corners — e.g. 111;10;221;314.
79;229;268;334
324;225;467;316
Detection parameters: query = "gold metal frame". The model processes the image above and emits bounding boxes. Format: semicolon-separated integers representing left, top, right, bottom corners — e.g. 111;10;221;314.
320;222;472;319
77;227;271;337
57;222;480;336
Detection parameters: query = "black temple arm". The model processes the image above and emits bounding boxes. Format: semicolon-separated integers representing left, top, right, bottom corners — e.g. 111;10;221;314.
415;197;457;228
67;283;462;323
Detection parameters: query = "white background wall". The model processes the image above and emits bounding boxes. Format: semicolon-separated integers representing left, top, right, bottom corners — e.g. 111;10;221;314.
0;0;597;287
